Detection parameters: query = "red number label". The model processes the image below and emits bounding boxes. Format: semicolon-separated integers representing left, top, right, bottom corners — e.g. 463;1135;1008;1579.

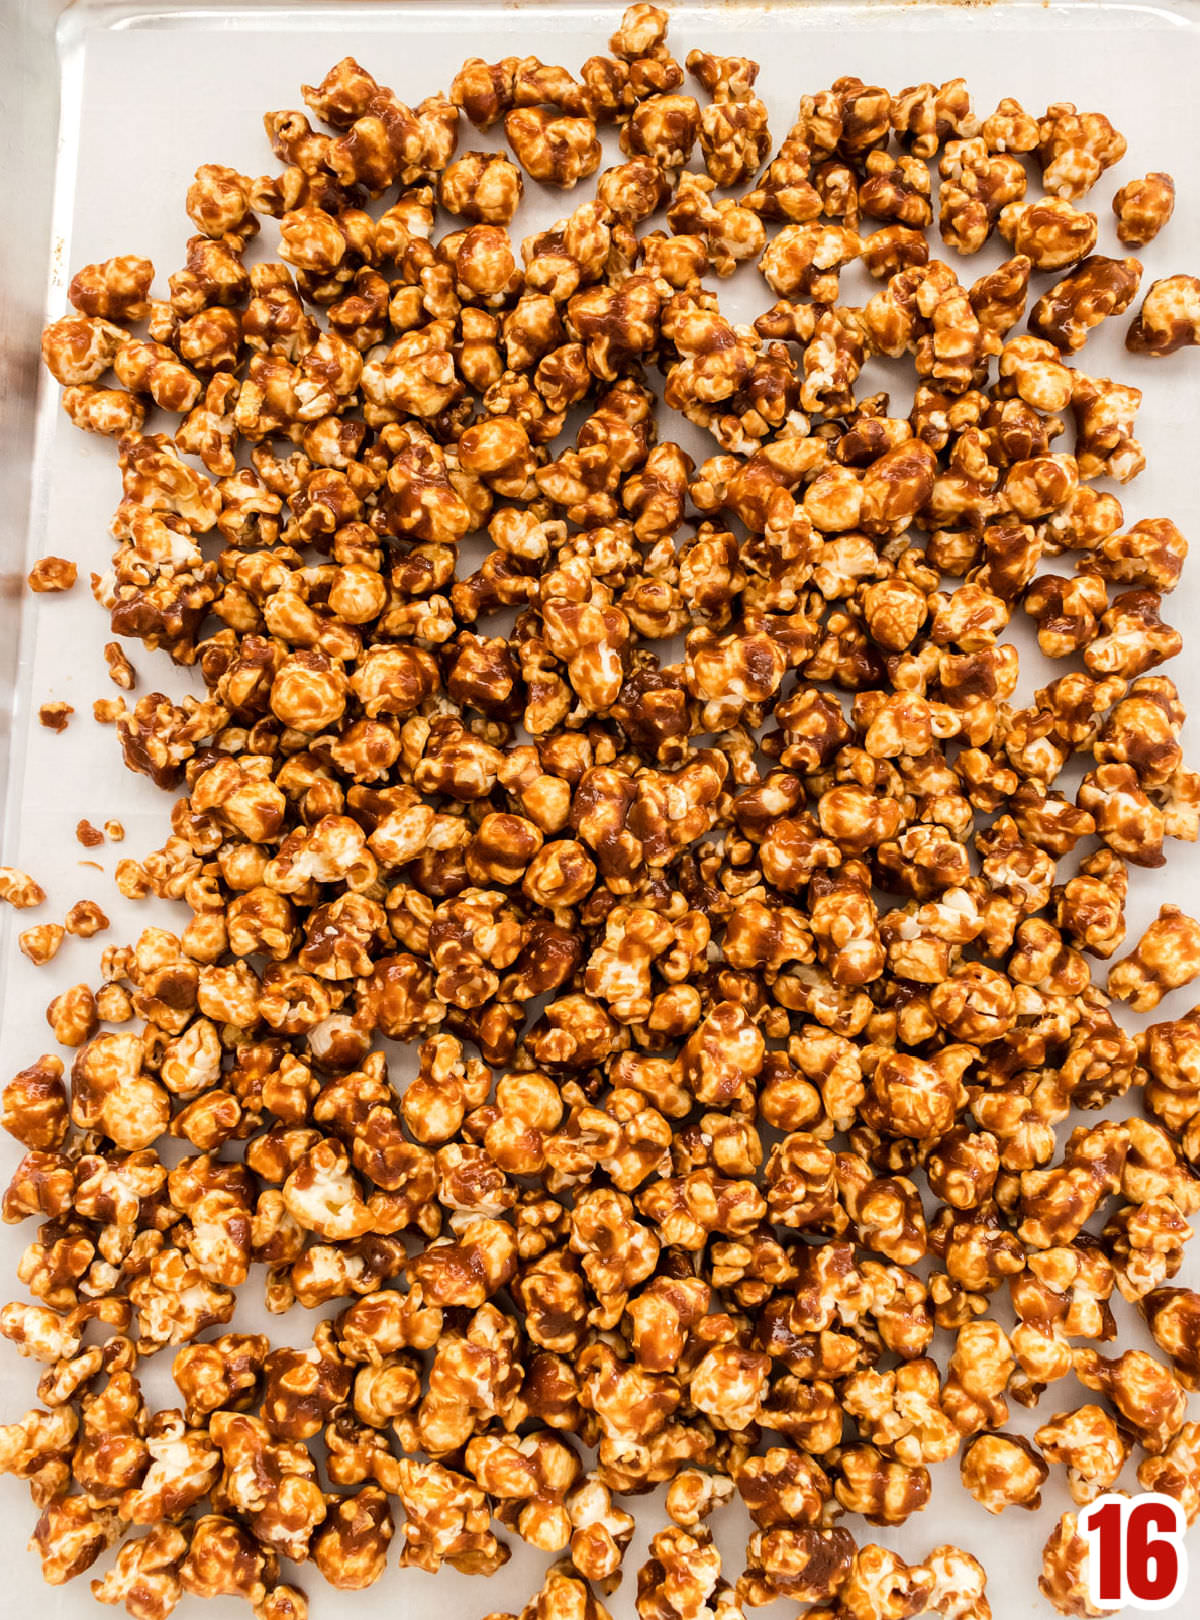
1080;1493;1189;1611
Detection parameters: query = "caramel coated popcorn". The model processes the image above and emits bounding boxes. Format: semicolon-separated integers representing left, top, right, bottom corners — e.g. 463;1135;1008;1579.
65;902;111;941
1108;904;1200;1011
11;19;1200;1620
27;558;78;594
1126;272;1200;355
0;869;47;911
1113;171;1175;248
18;927;66;968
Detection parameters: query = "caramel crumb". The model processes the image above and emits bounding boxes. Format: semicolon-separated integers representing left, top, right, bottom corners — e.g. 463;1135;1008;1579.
38;702;74;733
103;641;137;690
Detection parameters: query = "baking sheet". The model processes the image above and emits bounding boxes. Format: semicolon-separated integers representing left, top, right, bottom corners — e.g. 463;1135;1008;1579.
5;1;1200;1615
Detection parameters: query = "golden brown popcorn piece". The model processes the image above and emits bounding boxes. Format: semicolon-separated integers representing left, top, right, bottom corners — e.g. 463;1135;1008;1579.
999;454;1076;528
30;1494;122;1586
1085;589;1181;679
741;123;821;223
2;1055;68;1151
1108;904;1200;1011
921;1546;992;1620
27;556;78;593
1127;272;1200;355
864;1047;975;1140
71;1029;171;1147
734;1447;831;1534
1030;254;1142;353
440;151;524;224
173;1331;268;1423
19;925;66;967
686;52;770;189
179;1515;274;1605
1079;763;1166;867
837;1544;934;1620
565;1474;634;1582
959;1431;1048;1514
395;1456;505;1573
665;1468;735;1528
256;1586;308;1620
609;3;670;59
41;315;125;388
861;224;930;281
938;136;1027;254
0;867;46;910
689;1341;770;1432
209;1411;324;1560
1141;1288;1200;1390
1074;1345;1188;1455
620;93;701;169
828;74;891;157
758;223;860;303
859;150;932;229
1091;517;1188;594
891;78;977;157
833;1444;930;1526
65;901;110;940
186;162;258;243
1038;102;1126;198
941;1320;1014;1437
1039;1512;1104;1618
1137;1422;1200;1524
61;385;145;437
1024;573;1108;660
998;197;1097;271
1035;1405;1128;1505
1113;171;1175;247
508;107;602;187
1052;847;1128;959
969;254;1032;336
1071;372;1143;482
69;255;155;321
637;1524;726;1618
741;1524;857;1608
842;1359;958;1466
667;175;766;278
450;57;518;128
92;1523;189;1620
113;339;202;413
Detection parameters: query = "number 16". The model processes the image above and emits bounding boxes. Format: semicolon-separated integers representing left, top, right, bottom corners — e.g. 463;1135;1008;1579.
1080;1493;1189;1611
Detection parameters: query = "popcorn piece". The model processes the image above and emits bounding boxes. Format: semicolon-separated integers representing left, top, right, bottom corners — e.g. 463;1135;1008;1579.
1039;1512;1105;1618
19;926;66;967
0;868;46;909
1113;172;1175;247
1127;273;1200;355
1108;905;1200;1011
1029;255;1141;353
28;556;78;593
959;1431;1048;1513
